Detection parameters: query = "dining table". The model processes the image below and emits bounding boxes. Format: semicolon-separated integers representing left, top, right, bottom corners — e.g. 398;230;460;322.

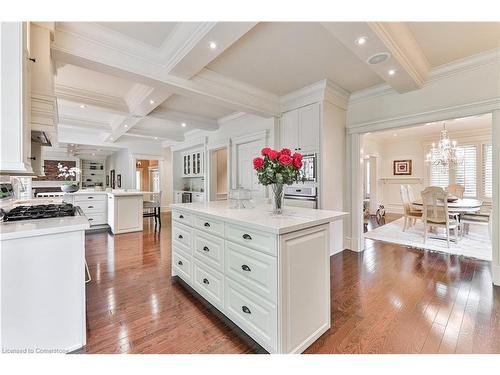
411;198;483;213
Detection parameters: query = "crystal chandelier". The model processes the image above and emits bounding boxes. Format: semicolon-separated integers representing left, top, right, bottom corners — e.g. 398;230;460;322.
425;122;463;170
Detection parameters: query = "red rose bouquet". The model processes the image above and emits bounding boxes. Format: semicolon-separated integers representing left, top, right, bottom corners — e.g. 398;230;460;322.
252;147;303;214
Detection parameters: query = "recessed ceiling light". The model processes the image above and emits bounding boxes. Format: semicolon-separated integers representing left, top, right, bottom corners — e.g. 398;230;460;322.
92;153;96;156
181;122;186;127
154;136;158;140
393;133;398;137
149;99;155;105
388;69;397;76
79;104;87;109
209;41;217;49
110;137;113;140
356;36;367;46
124;124;128;128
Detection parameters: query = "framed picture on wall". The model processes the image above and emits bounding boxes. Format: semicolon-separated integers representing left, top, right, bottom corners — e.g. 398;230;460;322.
110;170;115;189
117;174;122;188
393;160;412;176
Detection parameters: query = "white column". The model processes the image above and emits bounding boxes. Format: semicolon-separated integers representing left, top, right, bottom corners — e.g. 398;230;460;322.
347;133;364;252
492;109;500;286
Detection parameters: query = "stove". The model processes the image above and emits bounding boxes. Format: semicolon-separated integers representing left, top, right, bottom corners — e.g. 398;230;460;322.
1;203;77;222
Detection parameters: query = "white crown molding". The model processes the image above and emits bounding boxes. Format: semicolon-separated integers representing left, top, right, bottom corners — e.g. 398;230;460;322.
349;49;500;105
348;97;500;134
170;136;208;152
55;83;129;114
280;79;350;112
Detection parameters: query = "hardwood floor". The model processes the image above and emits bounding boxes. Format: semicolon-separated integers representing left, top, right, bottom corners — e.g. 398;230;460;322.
77;212;500;354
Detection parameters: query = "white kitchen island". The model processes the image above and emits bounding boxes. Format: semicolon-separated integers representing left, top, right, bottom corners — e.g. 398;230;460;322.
170;201;348;354
0;202;89;353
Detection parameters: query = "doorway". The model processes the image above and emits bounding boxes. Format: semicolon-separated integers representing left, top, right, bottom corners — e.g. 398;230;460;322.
209;147;228;201
135;159;160;192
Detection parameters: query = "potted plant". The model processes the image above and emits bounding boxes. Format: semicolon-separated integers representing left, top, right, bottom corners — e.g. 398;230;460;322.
58;163;81;193
253;147;303;214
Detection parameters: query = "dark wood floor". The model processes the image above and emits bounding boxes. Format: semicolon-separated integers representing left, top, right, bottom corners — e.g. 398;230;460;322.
78;212;500;354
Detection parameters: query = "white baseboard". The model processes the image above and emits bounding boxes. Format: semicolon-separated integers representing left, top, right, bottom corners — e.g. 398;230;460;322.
493;264;500;286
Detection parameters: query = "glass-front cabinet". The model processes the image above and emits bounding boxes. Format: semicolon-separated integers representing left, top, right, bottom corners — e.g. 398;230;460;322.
182;150;204;177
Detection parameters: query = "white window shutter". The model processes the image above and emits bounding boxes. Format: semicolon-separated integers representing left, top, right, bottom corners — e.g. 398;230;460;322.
483;144;492;198
455;145;477;197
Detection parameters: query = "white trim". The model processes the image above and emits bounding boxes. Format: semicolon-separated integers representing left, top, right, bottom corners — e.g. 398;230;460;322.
55;84;128;114
170;136;207;152
231;130;268;146
217;111;246;125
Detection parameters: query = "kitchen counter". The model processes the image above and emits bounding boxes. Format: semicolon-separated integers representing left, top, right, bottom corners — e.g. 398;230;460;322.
170;201;348;353
170;201;347;234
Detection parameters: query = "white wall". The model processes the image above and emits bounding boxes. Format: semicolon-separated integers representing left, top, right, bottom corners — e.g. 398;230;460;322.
160;146;172;210
105;148;134;189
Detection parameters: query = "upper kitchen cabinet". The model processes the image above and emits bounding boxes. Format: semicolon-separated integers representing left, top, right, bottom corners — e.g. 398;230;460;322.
29;22;58;137
182;149;204;177
0;22;33;174
280;102;320;153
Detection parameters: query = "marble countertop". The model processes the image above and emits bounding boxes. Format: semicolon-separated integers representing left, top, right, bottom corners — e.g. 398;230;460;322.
170;201;348;234
0;214;90;241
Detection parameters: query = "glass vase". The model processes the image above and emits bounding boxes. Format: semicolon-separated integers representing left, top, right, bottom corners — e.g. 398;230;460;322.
271;183;285;215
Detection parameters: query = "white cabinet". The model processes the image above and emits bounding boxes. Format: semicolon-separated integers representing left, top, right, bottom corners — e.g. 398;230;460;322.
107;194;144;234
281;102;320;153
191;192;205;202
182;150;204;177
171;208;332;354
64;192;107;226
0;22;33;174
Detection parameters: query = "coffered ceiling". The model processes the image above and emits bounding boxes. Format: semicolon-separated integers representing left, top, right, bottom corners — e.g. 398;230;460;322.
51;21;500;159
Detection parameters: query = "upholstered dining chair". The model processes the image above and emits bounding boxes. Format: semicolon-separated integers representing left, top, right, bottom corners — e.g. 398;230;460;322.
400;185;422;231
421;186;460;248
447;183;465;199
143;191;162;228
406;184;422;212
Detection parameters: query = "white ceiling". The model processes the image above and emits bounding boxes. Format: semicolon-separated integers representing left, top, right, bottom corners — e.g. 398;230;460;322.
365;114;492;142
407;22;500;67
96;22;178;48
156;94;234;120
52;21;499;158
207;22;384;95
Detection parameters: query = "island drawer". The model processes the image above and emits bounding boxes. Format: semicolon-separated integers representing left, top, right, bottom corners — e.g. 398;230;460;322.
172;222;193;249
74;194;106;202
224;278;277;353
172;210;193;226
193;230;224;272
194;215;224;238
78;201;106;213
225;223;277;256
225;241;277;302
85;212;107;225
193;260;224;310
173;248;192;283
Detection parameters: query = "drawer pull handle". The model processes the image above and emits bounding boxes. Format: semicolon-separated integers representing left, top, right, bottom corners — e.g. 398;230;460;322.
178;234;183;239
177;260;183;266
202;278;210;285
204;222;211;228
242;306;251;314
88;218;94;221
242;234;252;240
88;197;94;199
203;246;210;252
88;205;94;208
179;215;184;219
241;264;251;272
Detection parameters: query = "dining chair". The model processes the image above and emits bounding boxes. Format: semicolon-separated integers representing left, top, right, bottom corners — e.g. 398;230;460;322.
447;184;465;199
400;185;422;231
406;184;422;212
460;209;491;239
143;191;162;228
421;186;459;248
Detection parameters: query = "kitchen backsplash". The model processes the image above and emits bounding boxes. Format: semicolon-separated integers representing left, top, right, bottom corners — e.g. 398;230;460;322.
34;160;77;181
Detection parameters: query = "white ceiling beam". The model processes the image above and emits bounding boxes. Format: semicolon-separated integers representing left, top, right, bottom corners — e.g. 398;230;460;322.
321;22;430;93
52;24;280;118
55;83;129;114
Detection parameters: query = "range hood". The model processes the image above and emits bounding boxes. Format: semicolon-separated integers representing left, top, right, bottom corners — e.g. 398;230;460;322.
31;130;52;146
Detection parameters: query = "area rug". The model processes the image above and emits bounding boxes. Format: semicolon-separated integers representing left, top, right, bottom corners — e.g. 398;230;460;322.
364;217;491;261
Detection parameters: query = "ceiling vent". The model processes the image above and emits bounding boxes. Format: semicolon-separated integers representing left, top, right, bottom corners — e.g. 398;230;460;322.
367;52;390;65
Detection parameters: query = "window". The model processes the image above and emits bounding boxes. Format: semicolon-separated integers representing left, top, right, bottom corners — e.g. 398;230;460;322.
429;149;449;189
455;145;477;197
483;144;492;198
364;159;370;198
